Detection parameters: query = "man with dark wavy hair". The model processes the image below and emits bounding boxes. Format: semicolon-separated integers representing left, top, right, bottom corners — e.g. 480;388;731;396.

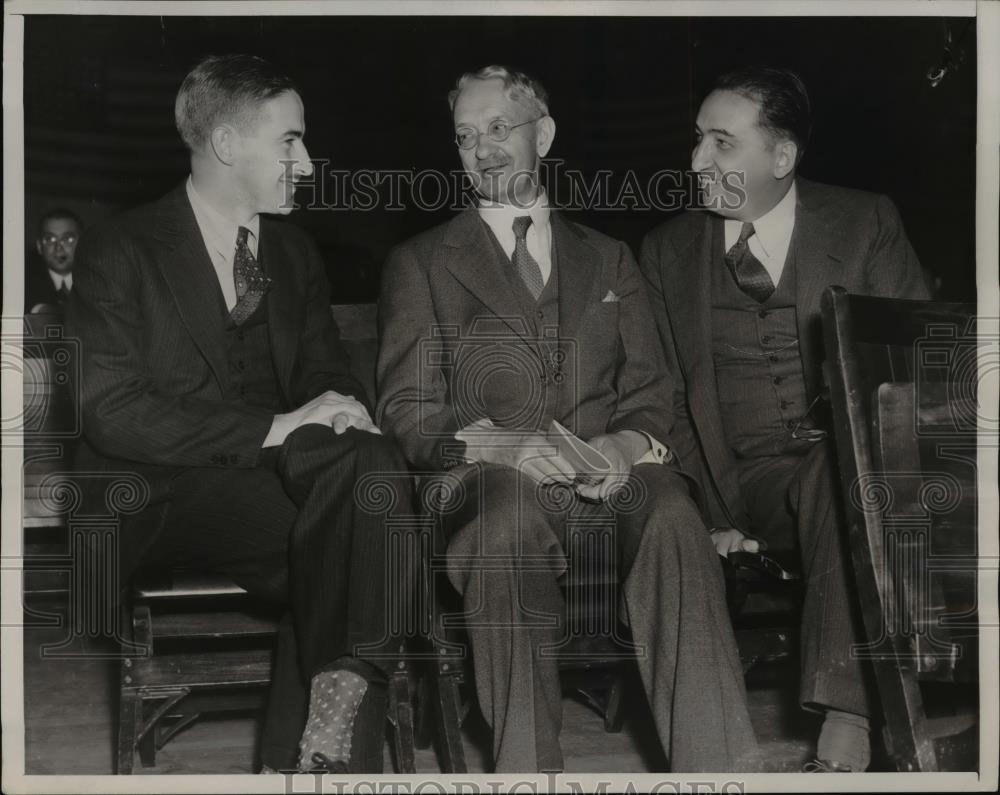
641;65;929;772
378;64;760;773
68;54;409;774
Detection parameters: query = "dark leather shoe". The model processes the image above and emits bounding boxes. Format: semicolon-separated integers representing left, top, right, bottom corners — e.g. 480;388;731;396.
802;758;856;772
309;752;349;774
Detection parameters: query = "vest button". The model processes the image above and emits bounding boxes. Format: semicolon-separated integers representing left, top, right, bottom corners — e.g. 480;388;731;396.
236;330;245;341
761;335;772;344
769;355;779;363
773;376;783;385
537;311;544;319
758;309;769;319
786;420;796;430
780;400;791;409
554;373;564;384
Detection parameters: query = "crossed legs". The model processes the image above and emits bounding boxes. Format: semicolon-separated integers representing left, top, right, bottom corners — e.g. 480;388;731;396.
440;462;759;772
141;425;413;771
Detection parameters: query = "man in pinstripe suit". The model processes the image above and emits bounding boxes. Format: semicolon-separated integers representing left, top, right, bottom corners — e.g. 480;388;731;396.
67;54;410;773
640;66;929;772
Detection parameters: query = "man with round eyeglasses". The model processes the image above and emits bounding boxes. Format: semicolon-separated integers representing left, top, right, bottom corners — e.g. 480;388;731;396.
27;208;81;313
378;64;760;773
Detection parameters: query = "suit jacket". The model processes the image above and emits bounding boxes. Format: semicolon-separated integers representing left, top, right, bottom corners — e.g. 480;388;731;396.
639;177;930;530
25;261;69;313
376;207;674;472
66;183;366;571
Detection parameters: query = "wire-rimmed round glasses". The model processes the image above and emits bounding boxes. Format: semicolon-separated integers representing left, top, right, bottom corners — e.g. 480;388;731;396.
39;233;78;248
454;117;541;150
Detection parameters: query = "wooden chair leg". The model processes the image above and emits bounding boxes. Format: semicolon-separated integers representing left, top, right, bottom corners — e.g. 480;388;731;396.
603;673;626;733
434;667;467;774
414;671;434;750
388;667;416;773
138;715;157;768
116;690;140;775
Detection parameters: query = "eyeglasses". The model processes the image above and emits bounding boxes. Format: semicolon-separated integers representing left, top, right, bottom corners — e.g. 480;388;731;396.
455;117;541;150
40;233;78;247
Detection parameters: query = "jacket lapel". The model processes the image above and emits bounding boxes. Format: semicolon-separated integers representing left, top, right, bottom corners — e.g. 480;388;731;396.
791;178;846;398
443;207;537;345
551;211;601;342
665;214;716;386
664;213;747;524
151;185;230;396
259;219;296;401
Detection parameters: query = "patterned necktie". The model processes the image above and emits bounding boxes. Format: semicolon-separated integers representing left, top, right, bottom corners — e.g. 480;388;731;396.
230;226;271;325
511;215;545;300
724;222;775;303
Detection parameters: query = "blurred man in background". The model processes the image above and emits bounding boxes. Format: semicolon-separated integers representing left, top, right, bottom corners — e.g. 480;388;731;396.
26;208;81;312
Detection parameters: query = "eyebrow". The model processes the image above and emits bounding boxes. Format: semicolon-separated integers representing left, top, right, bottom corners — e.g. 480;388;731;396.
280;129;304;139
695;123;736;137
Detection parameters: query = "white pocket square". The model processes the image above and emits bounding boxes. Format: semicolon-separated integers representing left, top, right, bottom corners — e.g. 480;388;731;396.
602;290;621;303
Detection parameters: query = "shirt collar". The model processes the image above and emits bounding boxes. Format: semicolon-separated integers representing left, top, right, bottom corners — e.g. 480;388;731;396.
186;175;260;260
48;271;72;290
740;180;796;259
477;187;551;240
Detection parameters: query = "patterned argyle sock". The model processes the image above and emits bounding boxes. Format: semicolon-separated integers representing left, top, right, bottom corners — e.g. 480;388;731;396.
297;668;368;771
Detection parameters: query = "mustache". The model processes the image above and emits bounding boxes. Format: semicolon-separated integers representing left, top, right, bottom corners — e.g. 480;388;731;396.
477;158;510;171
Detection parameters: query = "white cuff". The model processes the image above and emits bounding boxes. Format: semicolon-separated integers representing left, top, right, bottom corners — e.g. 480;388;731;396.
634;431;673;466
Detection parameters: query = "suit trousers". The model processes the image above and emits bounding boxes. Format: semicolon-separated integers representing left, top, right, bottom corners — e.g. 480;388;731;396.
138;424;413;770
736;440;874;717
440;462;759;773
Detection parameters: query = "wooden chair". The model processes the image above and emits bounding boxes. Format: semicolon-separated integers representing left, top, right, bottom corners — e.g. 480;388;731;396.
112;304;416;773
822;286;978;772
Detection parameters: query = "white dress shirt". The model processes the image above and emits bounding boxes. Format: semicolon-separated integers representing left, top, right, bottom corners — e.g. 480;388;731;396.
186;176;260;311
48;271;73;293
478;190;553;284
725;181;797;287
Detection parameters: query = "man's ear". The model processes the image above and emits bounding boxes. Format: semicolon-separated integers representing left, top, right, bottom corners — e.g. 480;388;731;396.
536;116;556;158
209;124;238;165
35;239;43;256
773;139;797;179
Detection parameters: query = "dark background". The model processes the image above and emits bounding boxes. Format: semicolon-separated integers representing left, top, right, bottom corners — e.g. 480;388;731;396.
23;14;977;301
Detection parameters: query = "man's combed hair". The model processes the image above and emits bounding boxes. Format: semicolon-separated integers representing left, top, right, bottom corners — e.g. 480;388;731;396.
174;54;298;152
448;65;550;118
714;66;811;158
37;208;81;236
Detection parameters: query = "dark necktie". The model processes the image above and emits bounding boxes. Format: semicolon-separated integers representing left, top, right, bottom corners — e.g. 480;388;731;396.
56;282;70;301
724;222;775;303
511;215;545;300
230;226;271;325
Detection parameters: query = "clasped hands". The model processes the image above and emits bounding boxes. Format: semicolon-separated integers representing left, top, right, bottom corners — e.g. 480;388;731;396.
457;420;648;502
264;390;380;447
